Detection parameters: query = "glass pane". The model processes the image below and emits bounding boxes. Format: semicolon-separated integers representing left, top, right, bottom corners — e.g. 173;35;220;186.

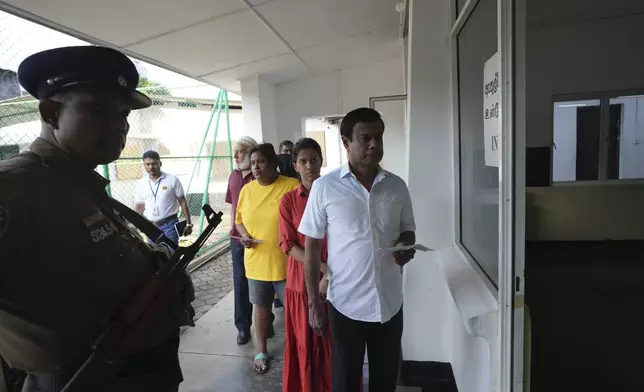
609;95;644;180
552;99;601;182
457;0;498;284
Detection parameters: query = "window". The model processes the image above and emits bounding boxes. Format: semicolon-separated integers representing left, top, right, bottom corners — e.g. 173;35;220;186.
552;99;601;182
552;92;644;182
457;0;499;285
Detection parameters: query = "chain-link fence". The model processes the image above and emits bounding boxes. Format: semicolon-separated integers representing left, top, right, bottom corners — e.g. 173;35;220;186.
1;12;239;254
0;86;237;254
101;90;236;253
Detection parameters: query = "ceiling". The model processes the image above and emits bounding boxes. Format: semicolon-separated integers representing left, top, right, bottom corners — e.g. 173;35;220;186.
0;0;404;94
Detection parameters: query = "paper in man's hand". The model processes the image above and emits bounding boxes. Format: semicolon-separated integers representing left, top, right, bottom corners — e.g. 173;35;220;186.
380;244;433;253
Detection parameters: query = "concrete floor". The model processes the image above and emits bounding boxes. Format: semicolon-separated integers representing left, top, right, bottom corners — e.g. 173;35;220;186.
179;291;285;392
178;291;420;392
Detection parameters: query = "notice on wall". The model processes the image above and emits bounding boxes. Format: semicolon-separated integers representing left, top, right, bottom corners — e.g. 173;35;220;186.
483;52;501;167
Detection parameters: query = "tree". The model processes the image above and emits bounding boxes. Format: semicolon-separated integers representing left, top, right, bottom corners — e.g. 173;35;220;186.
137;77;171;96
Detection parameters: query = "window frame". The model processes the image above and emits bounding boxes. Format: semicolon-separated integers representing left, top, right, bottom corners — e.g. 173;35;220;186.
450;0;500;294
551;88;644;183
450;1;517;391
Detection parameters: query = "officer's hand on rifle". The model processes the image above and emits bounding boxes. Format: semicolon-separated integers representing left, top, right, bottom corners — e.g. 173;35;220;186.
150;243;172;262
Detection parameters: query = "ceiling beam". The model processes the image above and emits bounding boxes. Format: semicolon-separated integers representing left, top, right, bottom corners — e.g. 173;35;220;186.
238;0;314;75
121;9;247;48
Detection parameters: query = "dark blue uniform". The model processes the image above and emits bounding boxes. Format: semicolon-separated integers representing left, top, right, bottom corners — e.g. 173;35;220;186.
0;46;188;392
0;139;184;392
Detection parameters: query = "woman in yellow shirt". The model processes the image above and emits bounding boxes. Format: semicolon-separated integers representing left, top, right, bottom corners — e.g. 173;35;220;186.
235;143;299;374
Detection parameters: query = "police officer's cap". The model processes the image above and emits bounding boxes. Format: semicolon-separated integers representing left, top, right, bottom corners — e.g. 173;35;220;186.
18;45;151;109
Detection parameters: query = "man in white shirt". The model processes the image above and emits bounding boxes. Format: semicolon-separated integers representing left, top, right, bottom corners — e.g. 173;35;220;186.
298;108;417;392
135;150;193;250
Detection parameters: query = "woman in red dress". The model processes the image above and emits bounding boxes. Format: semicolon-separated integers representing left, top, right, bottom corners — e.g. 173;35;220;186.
279;138;331;392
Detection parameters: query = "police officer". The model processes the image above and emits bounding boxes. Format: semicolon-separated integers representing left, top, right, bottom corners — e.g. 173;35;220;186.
0;46;191;392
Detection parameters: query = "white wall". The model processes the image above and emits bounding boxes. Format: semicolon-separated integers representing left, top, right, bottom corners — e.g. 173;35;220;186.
304;118;344;174
375;99;407;179
406;0;453;362
275;57;405;143
406;2;493;392
526;3;644;147
448;300;491;392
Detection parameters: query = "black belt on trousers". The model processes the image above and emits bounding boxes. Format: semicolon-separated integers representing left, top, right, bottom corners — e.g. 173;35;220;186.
153;214;178;227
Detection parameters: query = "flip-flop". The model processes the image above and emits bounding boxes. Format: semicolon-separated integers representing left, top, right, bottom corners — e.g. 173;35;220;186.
253;353;269;374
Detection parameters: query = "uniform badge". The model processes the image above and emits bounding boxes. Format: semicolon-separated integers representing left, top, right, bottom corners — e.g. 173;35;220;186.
83;211;118;243
118;75;127;87
162;185;168;190
0;205;9;240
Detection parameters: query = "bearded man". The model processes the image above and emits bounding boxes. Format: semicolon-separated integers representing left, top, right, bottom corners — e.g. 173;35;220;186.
225;136;259;345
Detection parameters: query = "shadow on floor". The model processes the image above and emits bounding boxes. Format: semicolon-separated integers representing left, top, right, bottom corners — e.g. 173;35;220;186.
178;291;419;392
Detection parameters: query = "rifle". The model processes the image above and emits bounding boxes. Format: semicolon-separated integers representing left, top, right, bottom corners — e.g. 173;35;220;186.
110;197;179;250
61;204;222;392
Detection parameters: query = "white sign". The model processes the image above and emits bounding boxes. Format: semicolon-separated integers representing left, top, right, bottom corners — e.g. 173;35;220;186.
483;52;501;167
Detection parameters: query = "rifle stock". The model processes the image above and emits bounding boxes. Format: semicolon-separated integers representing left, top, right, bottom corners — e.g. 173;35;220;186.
61;205;222;392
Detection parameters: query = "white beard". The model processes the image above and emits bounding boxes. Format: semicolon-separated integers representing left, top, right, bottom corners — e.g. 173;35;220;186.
236;155;250;171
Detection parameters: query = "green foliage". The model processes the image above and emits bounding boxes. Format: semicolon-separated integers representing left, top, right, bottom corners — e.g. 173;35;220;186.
137;77;171;96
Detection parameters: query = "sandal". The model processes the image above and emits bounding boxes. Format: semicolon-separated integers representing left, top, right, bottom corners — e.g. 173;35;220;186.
253;353;270;374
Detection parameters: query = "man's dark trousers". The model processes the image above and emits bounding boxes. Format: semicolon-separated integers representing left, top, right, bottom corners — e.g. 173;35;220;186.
231;239;252;333
328;303;403;392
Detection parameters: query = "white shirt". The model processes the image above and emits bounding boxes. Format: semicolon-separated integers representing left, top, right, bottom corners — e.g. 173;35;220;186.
135;172;185;221
298;164;416;323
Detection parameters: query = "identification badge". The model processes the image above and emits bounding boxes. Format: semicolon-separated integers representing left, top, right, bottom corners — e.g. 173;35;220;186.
152;206;160;216
83;211;119;243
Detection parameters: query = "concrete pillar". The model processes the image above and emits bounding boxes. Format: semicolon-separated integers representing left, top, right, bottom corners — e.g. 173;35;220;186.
240;75;279;145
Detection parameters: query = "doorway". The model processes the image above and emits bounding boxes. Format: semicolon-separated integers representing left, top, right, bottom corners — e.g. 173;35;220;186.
574;104;622;181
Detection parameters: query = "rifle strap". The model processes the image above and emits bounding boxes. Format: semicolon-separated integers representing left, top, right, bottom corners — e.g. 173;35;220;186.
109;198;178;250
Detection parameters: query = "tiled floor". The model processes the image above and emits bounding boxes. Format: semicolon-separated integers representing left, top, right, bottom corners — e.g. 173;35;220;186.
189;251;234;320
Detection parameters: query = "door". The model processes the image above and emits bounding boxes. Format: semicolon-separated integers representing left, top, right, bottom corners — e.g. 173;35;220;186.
607;104;622;180
499;0;521;391
575;106;601;181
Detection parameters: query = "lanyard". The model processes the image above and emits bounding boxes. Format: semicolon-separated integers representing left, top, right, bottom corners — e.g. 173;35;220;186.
148;179;161;202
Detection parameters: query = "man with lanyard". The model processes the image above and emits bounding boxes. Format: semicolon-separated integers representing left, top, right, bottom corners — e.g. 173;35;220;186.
135;150;192;250
0;45;192;392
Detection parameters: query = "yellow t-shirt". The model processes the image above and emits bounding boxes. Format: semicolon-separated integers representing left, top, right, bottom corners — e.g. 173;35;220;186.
235;175;299;281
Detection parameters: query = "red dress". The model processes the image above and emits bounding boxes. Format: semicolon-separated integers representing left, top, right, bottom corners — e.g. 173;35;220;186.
279;185;331;392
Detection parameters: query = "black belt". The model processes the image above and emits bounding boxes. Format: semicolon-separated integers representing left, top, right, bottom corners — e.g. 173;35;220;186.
152;214;178;227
